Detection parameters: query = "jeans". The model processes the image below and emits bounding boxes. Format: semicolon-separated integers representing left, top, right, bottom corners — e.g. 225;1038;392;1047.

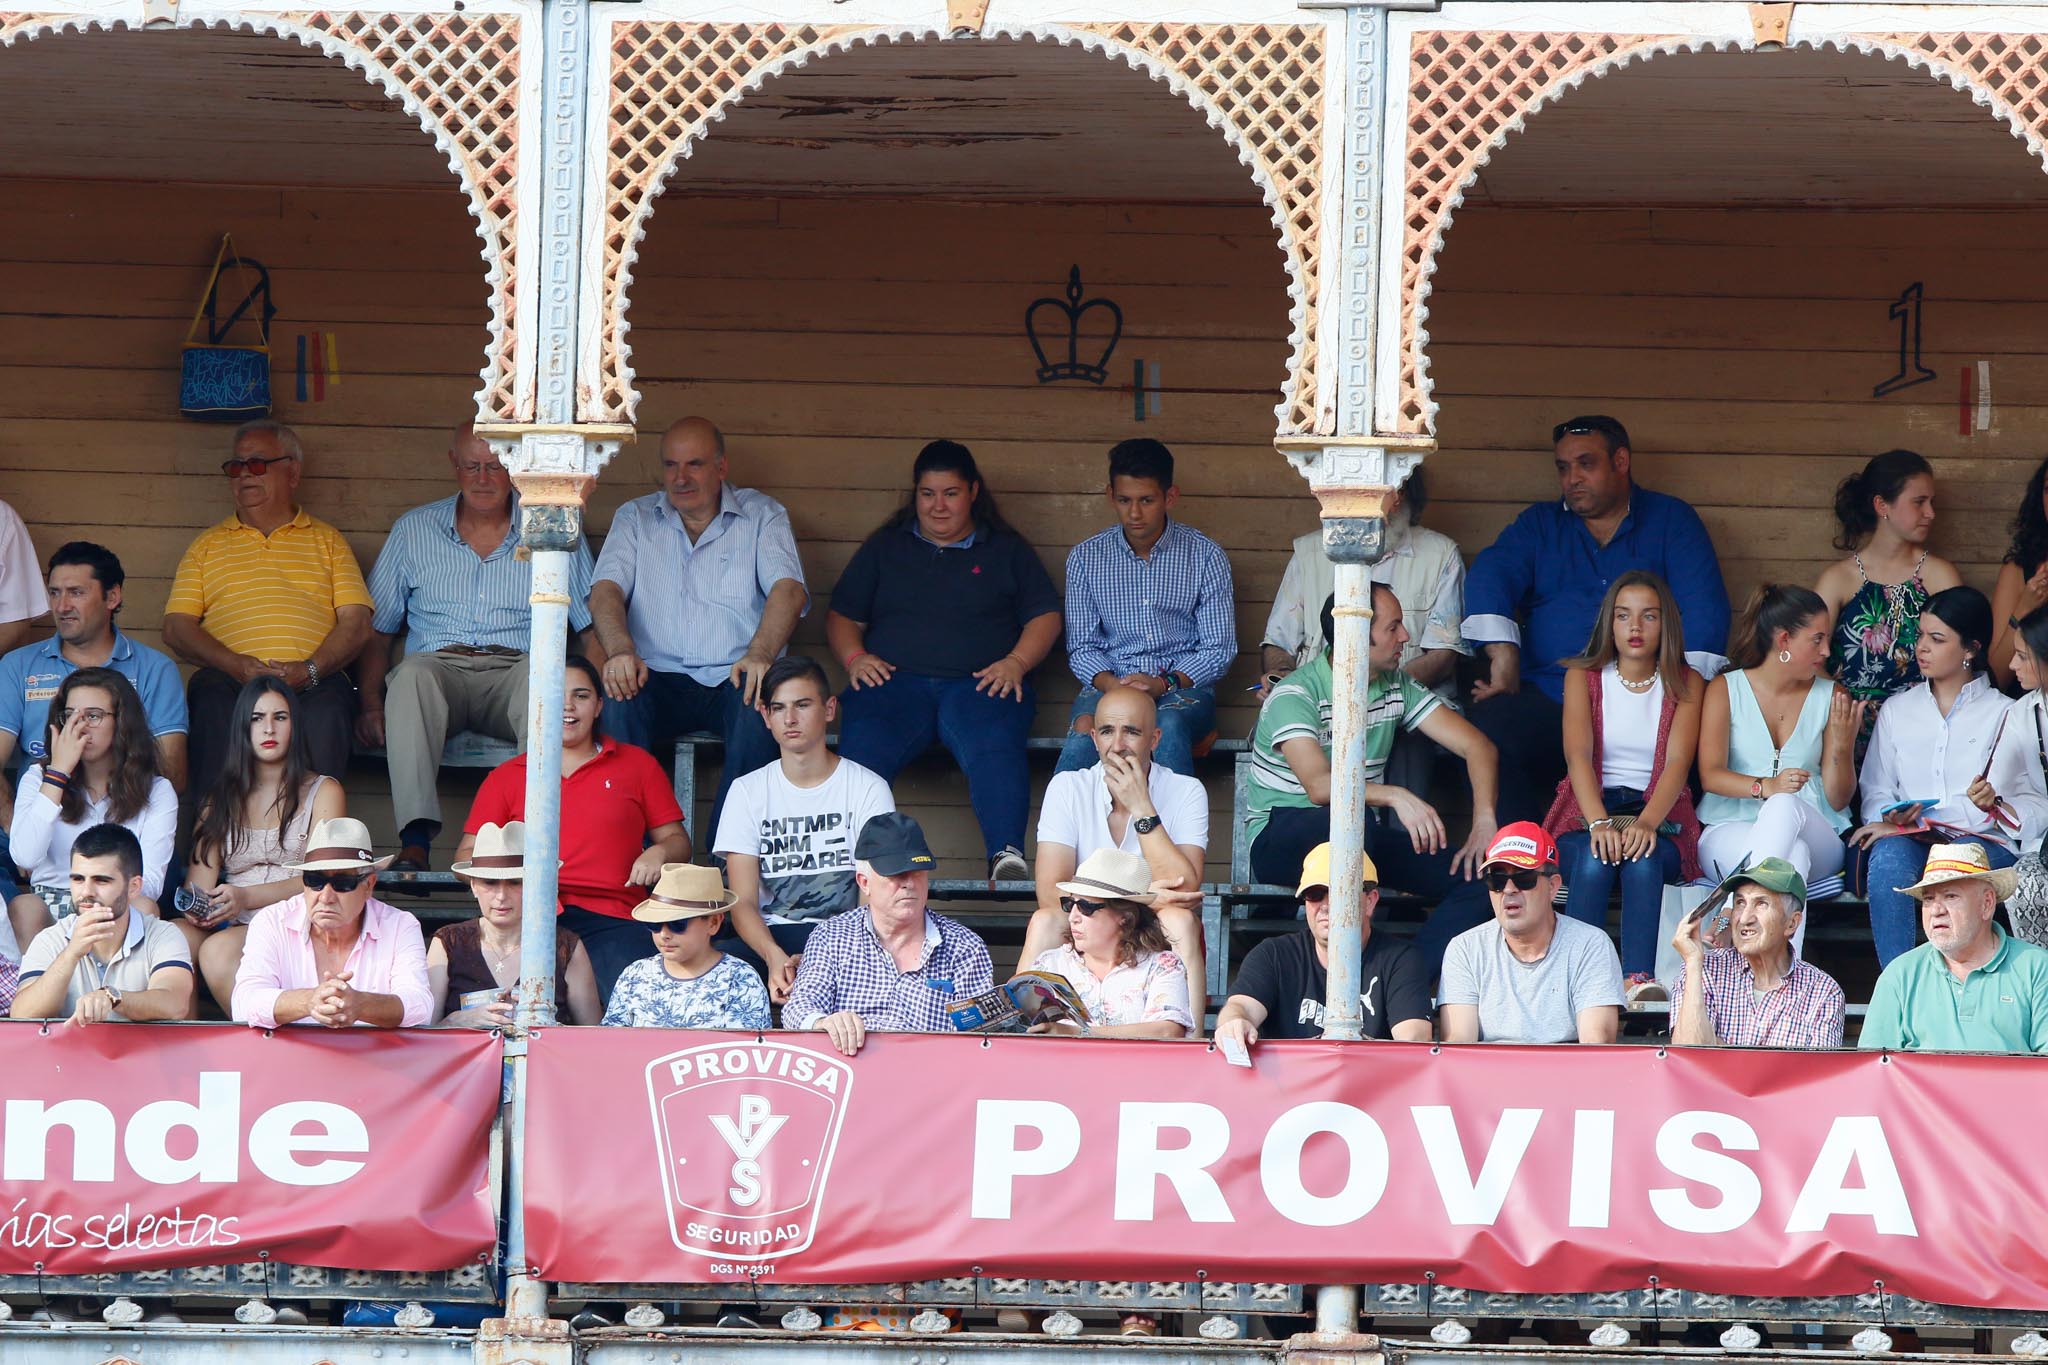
1469;687;1566;826
1250;804;1490;976
559;904;658;1004
602;670;776;841
838;671;1035;858
1055;685;1217;775
1865;835;2015;967
1556;829;1681;977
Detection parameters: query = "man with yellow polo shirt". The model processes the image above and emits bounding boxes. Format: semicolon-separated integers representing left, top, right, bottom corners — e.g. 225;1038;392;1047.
162;420;373;793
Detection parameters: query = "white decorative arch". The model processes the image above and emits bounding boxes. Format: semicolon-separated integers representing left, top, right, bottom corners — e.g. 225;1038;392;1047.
0;8;527;420
1394;26;2048;433
589;20;1326;431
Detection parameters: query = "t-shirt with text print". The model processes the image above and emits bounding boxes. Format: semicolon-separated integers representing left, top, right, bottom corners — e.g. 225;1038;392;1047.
713;756;896;922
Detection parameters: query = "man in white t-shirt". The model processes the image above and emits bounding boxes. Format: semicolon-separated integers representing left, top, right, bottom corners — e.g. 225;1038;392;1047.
713;655;894;1001
1026;685;1209;1021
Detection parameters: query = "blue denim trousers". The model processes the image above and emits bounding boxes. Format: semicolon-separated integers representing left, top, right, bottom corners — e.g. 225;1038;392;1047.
837;671;1035;857
1555;829;1682;977
1055;684;1216;775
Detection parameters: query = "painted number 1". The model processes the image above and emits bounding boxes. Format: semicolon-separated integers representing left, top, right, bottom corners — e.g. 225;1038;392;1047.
1873;282;1937;398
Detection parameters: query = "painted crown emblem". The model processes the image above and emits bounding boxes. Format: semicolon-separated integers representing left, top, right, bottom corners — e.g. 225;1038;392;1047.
1025;266;1123;385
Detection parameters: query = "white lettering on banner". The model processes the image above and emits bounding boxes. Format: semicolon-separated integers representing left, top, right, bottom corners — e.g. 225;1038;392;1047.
668;1046;842;1094
1650;1111;1763;1234
2;1073;368;1187
1569;1110;1615;1228
971;1101;1080;1219
1260;1102;1388;1227
1786;1117;1917;1236
1114;1103;1234;1222
0;1198;242;1252
1413;1106;1542;1226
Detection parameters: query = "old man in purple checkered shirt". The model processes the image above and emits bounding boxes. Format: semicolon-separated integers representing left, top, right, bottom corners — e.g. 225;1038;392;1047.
784;811;992;1057
1670;857;1845;1049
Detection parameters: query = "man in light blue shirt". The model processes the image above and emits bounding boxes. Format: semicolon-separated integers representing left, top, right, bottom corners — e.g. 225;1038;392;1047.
0;543;187;905
589;417;807;834
357;425;596;869
1057;439;1236;775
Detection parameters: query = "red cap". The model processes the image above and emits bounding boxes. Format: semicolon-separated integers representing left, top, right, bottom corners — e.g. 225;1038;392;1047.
1481;821;1558;872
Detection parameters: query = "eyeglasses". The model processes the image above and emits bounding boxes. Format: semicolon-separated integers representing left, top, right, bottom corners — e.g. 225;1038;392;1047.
456;461;508;478
56;707;115;727
1060;896;1112;916
303;870;368;893
221;454;297;477
1484;868;1545;894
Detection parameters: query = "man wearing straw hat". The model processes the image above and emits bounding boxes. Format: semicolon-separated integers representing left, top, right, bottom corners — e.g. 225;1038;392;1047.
602;862;769;1029
1861;842;2048;1053
231;816;432;1029
1670;857;1844;1049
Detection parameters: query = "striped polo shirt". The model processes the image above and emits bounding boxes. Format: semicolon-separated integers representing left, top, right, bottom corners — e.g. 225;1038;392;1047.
166;508;373;659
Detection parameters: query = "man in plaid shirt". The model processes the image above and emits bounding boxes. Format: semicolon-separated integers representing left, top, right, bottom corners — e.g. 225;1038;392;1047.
785;812;993;1056
1670;858;1845;1049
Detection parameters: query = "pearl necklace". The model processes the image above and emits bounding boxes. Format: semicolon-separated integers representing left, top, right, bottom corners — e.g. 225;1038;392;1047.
1616;668;1657;693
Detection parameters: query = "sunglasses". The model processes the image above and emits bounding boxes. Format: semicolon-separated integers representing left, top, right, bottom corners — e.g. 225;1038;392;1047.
221;454;297;477
1060;896;1111;916
303;870;368;893
1484;868;1545;893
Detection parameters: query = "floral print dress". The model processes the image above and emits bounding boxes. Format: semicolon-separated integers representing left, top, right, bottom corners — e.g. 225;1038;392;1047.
1828;552;1928;761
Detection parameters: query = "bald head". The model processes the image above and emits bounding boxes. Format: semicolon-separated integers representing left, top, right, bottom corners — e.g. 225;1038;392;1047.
659;417;729;522
1088;686;1161;766
447;419;511;513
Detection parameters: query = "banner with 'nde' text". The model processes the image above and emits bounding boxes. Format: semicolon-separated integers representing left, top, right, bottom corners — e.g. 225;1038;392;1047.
525;1030;2048;1308
0;1023;500;1274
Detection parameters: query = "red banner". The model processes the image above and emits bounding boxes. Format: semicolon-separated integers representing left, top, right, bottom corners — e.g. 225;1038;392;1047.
0;1022;500;1274
526;1030;2048;1308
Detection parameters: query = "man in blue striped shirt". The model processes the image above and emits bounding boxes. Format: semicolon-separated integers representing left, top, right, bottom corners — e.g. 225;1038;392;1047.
358;425;596;868
1057;440;1236;775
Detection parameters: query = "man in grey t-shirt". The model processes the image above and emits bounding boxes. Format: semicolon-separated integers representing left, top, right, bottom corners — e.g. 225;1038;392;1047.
1438;822;1622;1044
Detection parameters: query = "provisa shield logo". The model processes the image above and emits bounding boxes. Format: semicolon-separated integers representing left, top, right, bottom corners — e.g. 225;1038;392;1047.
645;1040;853;1261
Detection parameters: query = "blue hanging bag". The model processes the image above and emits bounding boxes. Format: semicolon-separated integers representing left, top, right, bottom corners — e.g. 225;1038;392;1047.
180;234;276;422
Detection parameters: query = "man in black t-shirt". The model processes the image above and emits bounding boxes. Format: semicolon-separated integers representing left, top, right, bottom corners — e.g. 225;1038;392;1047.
1213;843;1433;1050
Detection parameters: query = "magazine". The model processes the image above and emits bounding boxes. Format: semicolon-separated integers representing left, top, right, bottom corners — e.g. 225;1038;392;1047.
947;970;1092;1034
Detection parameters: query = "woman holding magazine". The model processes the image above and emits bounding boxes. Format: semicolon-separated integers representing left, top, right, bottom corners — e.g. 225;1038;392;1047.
1852;586;2015;966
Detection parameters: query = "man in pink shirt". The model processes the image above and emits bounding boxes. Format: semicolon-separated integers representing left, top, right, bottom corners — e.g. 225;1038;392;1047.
232;817;432;1029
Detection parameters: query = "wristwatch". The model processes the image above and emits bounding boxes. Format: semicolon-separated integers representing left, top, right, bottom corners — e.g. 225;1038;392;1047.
1132;815;1162;835
102;985;123;1011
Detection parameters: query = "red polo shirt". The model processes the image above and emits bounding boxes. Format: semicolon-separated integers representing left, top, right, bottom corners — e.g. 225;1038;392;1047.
464;740;685;920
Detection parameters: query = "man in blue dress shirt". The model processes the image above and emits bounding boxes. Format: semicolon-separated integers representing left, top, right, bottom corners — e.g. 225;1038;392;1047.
1462;415;1729;824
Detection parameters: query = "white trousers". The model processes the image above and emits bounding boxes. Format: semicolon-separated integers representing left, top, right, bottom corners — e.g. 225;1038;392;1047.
1698;793;1846;958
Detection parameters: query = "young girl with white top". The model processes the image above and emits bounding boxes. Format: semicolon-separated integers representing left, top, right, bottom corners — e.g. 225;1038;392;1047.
1965;604;2048;946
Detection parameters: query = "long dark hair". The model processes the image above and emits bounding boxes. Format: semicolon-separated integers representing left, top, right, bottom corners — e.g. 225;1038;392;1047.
874;440;1016;539
1832;449;1932;552
1728;583;1829;671
2006;457;2048;575
1923;585;1994;676
565;653;605;739
193;676;314;869
43;668;157;824
2017;603;2048;694
1563;569;1690;694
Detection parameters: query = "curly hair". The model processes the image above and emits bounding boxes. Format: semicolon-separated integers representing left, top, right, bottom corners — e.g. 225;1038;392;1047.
2007;457;2048;575
1072;899;1171;966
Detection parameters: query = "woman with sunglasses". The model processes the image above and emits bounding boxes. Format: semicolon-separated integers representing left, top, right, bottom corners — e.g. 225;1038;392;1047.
1027;849;1193;1042
178;675;345;1013
7;668;174;951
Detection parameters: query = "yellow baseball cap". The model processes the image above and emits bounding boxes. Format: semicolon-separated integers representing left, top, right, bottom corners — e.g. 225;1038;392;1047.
1297;842;1379;898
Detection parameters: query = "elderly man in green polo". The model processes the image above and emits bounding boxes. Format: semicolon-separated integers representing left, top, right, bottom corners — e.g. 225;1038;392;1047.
1861;843;2048;1054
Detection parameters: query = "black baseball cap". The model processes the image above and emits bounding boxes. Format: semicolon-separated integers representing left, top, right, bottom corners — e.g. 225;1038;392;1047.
855;812;937;876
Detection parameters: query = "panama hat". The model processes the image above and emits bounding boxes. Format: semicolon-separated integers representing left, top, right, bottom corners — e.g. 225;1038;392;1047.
288;817;397;873
631;862;737;922
1897;843;2018;901
450;822;556;881
1054;849;1157;906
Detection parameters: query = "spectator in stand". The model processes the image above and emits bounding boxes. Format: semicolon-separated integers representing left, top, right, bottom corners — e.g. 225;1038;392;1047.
459;655;689;1000
1817;450;1962;761
1024;685;1207;1021
1990;457;2048;688
162;420;372;792
0;497;45;657
1438;823;1623;1045
1975;605;2048;947
1213;842;1431;1052
828;442;1062;882
1861;844;2048;1054
1697;585;1858;955
589;417;804;836
1058;439;1234;777
713;654;895;1000
785;812;994;1056
1669;858;1845;1049
1462;416;1729;824
602;863;769;1029
180;676;346;1014
1852;587;2020;967
231;817;432;1029
1541;571;1703;1000
357;424;598;870
1260;469;1467;793
1027;849;1192;1039
430;820;600;1027
0;542;187;909
8;670;175;949
10;825;193;1026
1245;589;1495;969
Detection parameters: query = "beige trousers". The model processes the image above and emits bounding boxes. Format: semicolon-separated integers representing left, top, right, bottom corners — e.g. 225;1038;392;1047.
386;650;528;830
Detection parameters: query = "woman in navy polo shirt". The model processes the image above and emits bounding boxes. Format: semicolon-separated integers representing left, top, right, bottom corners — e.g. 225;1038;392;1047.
827;442;1062;881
